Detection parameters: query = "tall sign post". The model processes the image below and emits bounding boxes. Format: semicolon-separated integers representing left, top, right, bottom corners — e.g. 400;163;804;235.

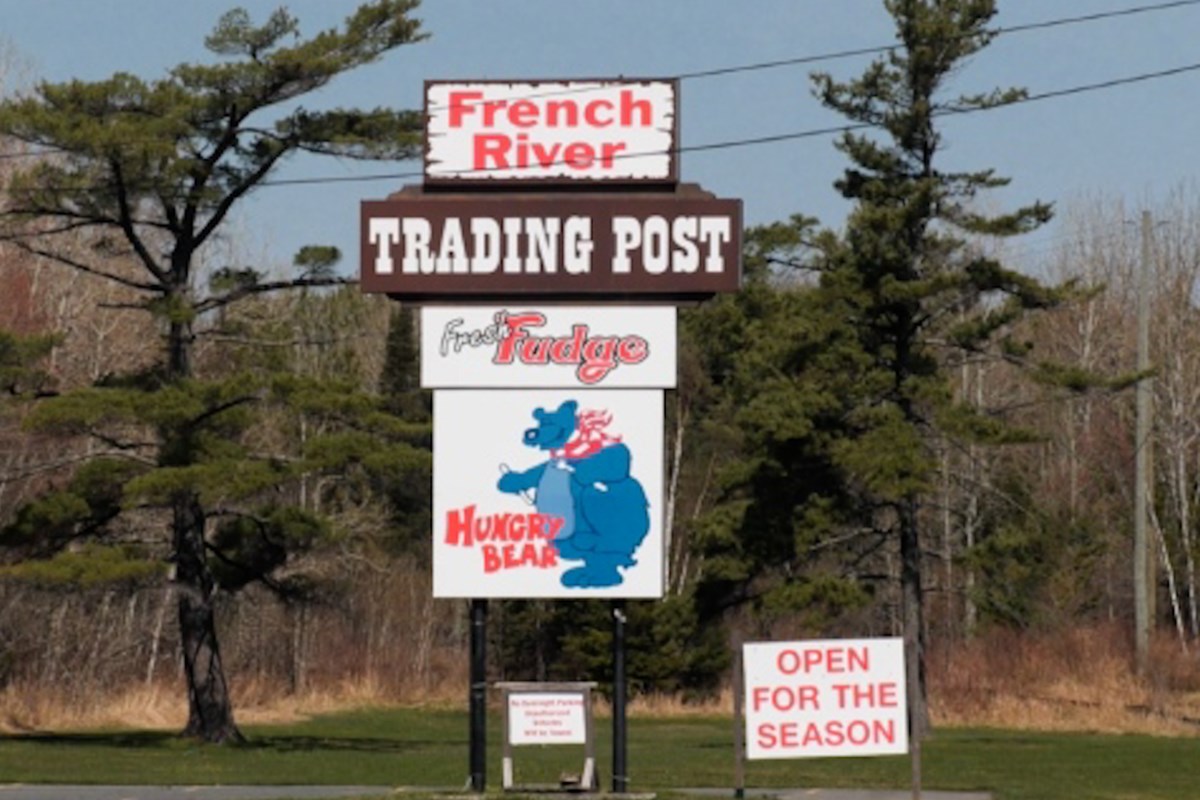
362;79;741;793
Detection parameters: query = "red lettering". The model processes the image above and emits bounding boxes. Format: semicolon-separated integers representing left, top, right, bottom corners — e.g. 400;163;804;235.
563;142;594;170
474;133;510;169
445;505;477;546
619;89;652;127
483;544;502;573
617;337;648;364
584;99;614;127
544;99;578;127
508;99;539;127
447;91;482;128
494;312;545;364
600;141;626;168
530;140;562;168
481;99;508;126
520;338;551;364
752;684;822;711
777;646;869;674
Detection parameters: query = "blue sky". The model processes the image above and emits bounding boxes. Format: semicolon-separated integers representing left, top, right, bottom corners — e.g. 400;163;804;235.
2;0;1198;274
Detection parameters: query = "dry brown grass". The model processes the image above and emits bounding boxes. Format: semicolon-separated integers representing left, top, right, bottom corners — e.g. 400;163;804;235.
4;620;1200;738
0;681;186;733
928;623;1200;737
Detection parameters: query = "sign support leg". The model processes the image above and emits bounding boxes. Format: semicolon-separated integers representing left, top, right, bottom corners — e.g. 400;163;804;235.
733;637;745;799
470;599;488;793
612;600;628;793
910;702;922;800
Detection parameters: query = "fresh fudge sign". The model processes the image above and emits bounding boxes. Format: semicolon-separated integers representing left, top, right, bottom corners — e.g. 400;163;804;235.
360;193;741;298
433;390;663;599
421;306;676;389
426;80;677;184
744;638;908;760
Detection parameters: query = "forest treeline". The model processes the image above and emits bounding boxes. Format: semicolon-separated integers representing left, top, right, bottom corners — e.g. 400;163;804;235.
3;190;1200;713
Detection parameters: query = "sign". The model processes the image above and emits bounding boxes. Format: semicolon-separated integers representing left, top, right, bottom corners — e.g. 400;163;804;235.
361;193;741;298
499;682;598;791
426;80;677;185
433;389;663;599
421;306;676;389
507;692;588;745
743;638;908;760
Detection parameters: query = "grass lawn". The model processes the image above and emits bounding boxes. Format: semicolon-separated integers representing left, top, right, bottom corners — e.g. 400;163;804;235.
1;708;1198;800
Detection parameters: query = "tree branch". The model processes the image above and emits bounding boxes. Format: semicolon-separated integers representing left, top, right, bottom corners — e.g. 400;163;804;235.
5;239;164;293
111;158;169;283
194;275;355;314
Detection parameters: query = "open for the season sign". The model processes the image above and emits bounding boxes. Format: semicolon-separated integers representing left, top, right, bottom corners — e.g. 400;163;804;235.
426;80;677;184
743;638;908;760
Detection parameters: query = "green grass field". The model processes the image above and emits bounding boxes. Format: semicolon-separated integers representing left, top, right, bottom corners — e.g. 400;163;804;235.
1;708;1198;800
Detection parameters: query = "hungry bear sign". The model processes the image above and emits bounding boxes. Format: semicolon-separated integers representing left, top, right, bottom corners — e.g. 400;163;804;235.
433;390;663;599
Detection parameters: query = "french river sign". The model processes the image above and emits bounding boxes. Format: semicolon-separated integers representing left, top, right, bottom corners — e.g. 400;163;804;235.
425;79;678;185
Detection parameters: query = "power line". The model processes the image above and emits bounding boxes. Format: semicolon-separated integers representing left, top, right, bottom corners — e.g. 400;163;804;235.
2;57;1197;197
1;0;1198;164
254;60;1200;189
677;0;1200;80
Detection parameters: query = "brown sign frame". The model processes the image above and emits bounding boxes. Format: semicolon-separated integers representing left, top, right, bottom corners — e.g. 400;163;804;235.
361;184;741;301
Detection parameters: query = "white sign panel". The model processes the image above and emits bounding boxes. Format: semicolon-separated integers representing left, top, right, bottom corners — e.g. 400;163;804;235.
426;80;677;183
508;692;588;745
744;638;908;760
421;306;676;389
433;390;663;599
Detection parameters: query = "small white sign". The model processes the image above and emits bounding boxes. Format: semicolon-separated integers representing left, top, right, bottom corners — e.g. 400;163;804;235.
508;692;588;745
421;306;676;389
433;389;663;599
744;638;908;760
426;80;676;183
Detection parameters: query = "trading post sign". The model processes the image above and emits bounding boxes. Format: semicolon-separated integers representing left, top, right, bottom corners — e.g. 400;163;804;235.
433;389;663;599
743;638;908;760
420;306;676;389
425;79;677;185
361;193;741;298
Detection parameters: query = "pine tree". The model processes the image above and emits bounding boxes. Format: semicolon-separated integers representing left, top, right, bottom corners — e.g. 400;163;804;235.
0;3;426;742
810;0;1064;734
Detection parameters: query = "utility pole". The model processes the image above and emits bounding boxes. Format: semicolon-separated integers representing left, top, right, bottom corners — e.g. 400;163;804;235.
1134;210;1153;675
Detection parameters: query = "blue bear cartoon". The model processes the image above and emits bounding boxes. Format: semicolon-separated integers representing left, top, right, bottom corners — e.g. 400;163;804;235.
497;399;650;588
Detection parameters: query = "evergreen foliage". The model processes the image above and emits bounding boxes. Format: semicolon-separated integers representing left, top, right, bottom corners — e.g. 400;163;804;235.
0;2;427;743
0;329;57;398
804;0;1071;735
681;0;1087;730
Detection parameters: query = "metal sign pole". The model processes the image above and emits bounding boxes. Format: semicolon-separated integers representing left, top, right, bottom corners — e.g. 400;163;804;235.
733;638;745;799
470;599;488;793
612;601;628;793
